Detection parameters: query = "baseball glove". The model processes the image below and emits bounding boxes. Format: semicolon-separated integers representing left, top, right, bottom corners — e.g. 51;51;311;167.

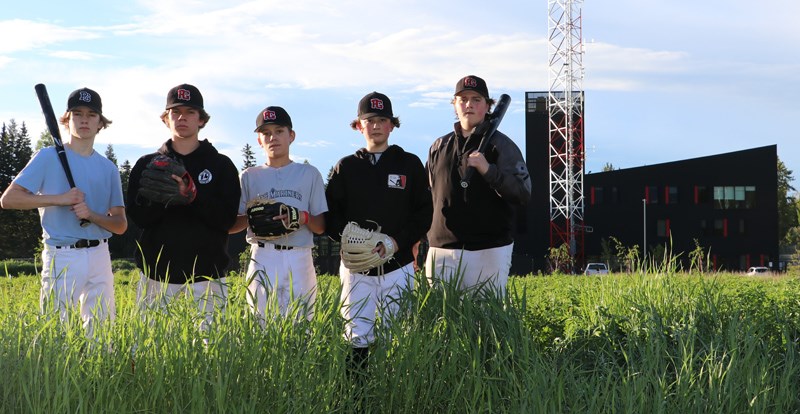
340;221;396;274
138;155;196;206
246;198;301;240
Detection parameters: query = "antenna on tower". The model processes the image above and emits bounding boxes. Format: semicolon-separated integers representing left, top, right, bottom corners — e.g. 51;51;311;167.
547;0;586;272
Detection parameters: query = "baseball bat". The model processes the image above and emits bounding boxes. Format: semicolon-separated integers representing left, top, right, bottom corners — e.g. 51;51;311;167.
460;93;511;189
34;83;90;227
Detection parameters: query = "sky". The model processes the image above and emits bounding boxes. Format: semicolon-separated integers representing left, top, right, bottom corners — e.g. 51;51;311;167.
2;0;799;188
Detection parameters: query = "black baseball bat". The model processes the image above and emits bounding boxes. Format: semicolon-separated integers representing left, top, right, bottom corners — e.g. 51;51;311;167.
34;84;90;227
460;93;511;189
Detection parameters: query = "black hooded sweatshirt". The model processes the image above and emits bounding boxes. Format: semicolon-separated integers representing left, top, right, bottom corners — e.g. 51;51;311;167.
127;139;240;283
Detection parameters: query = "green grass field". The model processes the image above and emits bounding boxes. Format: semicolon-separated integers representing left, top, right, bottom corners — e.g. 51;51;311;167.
1;269;799;413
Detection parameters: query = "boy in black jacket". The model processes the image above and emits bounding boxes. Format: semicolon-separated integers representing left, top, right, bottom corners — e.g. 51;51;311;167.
326;91;432;369
426;75;531;295
127;84;240;330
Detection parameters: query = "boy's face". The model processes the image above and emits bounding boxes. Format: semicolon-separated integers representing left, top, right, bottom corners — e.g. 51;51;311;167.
165;106;204;139
68;107;102;140
357;116;393;147
257;124;295;160
454;91;489;130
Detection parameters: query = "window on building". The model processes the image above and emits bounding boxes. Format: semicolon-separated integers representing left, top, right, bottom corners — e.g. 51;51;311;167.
739;255;749;271
611;186;620;203
656;219;671;238
665;186;678;205
744;186;756;208
592;186;604;205
696;186;711;204
647;185;659;204
714;219;725;237
713;186;757;209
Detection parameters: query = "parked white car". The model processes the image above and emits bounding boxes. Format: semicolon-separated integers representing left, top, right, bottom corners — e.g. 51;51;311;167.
584;263;609;275
746;266;770;275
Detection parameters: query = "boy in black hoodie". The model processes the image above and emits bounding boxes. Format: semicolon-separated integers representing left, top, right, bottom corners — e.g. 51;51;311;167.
326;91;432;369
127;83;240;330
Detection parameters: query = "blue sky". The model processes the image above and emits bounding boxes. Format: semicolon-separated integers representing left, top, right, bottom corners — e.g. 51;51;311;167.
2;0;799;187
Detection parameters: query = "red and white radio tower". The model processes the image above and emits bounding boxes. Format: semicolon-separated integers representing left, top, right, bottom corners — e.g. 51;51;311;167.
547;0;586;271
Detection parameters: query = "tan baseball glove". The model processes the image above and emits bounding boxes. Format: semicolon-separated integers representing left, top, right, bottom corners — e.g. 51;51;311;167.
340;221;396;274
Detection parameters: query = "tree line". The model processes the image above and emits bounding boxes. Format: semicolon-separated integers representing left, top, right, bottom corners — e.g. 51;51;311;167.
2;118;800;263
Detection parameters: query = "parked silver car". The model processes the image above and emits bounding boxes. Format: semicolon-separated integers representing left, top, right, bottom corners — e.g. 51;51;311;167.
584;263;609;275
746;266;770;275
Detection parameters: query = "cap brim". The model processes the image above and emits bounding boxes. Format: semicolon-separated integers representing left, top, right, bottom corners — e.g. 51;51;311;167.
67;104;102;115
165;103;203;110
254;122;291;132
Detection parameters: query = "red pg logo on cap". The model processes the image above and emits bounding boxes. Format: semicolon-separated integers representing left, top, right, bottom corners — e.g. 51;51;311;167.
464;77;478;88
370;98;384;110
177;88;191;101
263;109;277;121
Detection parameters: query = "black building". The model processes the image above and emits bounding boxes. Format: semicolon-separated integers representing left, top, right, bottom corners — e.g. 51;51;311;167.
516;91;779;274
583;145;778;272
512;93;552;275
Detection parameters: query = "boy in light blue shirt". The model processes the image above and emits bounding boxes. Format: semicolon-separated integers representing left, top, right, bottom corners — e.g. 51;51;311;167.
0;87;127;335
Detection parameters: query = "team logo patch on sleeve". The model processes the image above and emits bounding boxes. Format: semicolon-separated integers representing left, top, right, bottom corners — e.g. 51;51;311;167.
387;174;406;189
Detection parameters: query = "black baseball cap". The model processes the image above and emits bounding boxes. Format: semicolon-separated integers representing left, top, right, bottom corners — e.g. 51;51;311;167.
254;106;292;132
165;83;204;110
454;75;490;99
67;87;103;114
357;91;394;120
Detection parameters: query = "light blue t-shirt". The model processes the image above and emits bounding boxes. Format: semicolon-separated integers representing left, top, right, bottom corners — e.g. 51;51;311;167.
239;161;328;247
12;146;125;246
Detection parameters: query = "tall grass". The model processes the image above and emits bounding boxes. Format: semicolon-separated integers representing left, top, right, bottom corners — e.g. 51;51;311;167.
1;270;799;413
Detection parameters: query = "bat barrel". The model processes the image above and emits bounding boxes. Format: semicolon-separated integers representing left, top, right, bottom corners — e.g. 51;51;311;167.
459;94;511;189
35;83;90;227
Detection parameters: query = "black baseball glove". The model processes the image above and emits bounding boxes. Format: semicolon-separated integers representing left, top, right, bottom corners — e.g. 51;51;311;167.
246;198;302;240
137;154;197;206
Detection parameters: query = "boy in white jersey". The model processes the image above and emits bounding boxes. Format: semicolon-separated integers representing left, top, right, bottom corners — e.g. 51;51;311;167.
230;106;327;323
0;87;127;335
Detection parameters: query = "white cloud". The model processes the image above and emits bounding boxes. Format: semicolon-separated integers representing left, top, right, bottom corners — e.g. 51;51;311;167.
294;140;335;148
586;42;689;74
0;56;13;69
0;19;99;53
48;51;109;60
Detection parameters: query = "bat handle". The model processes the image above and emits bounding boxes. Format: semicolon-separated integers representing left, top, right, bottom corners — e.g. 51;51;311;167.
79;218;91;227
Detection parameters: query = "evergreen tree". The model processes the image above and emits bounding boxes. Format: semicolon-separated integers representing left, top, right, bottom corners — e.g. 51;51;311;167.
119;159;132;198
0;123;12;189
325;165;335;189
778;157;797;246
105;144;118;166
107;158;140;260
0;120;32;188
0;119;40;259
241;143;257;170
35;130;52;151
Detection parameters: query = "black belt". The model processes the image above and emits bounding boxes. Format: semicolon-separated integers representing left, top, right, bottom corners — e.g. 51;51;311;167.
257;241;294;250
55;239;107;249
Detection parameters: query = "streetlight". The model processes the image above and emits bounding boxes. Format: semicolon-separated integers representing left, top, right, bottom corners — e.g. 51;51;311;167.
642;198;647;261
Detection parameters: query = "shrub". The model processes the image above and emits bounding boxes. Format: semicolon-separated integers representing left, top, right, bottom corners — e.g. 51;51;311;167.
111;259;138;272
1;259;37;277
